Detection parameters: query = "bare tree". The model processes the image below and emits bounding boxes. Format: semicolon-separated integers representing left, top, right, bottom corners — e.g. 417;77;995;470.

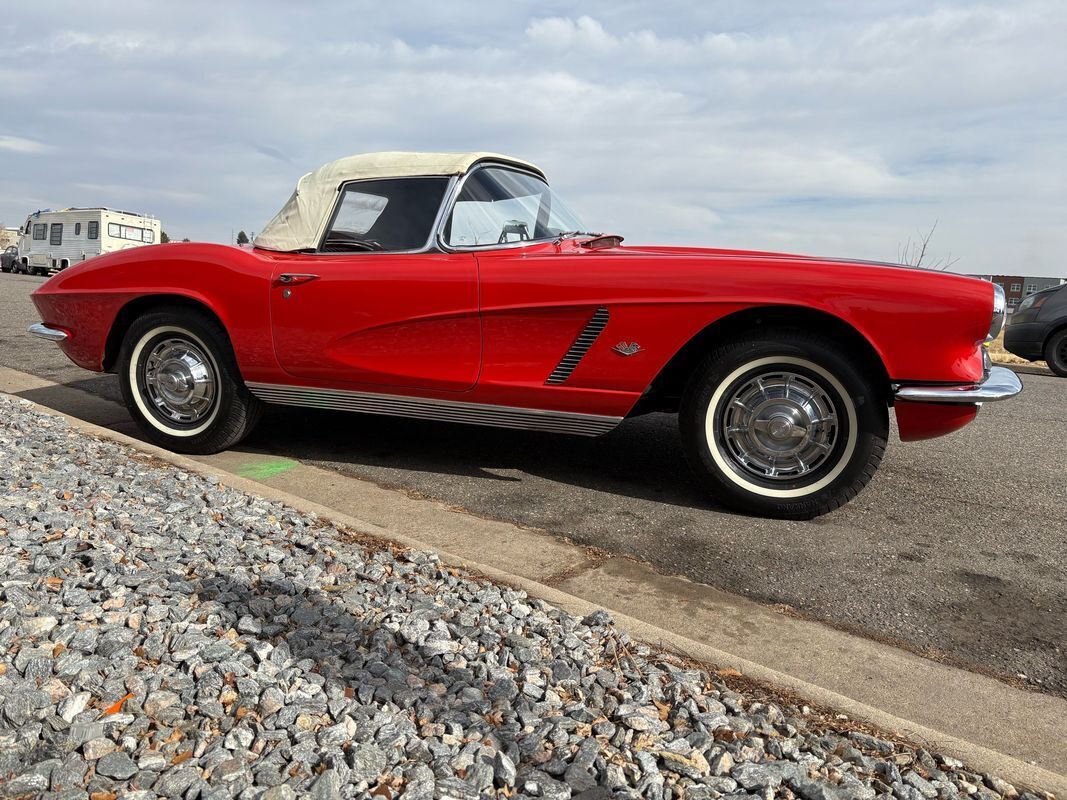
897;220;960;271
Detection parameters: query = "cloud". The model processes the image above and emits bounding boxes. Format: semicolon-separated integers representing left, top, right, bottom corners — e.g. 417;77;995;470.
0;1;1064;275
72;183;207;205
253;144;293;164
0;135;50;154
525;16;620;51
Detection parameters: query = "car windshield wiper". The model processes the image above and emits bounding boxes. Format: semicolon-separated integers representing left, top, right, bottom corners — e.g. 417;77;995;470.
555;231;600;241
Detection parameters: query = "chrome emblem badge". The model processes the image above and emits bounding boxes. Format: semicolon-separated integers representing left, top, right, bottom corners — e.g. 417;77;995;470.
612;341;642;357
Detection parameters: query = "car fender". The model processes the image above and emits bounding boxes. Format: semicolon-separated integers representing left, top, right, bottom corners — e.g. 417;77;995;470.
30;243;277;375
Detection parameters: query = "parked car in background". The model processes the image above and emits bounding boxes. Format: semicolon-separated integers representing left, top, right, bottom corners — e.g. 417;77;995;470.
0;245;18;272
28;151;1021;519
1005;283;1067;376
15;208;161;276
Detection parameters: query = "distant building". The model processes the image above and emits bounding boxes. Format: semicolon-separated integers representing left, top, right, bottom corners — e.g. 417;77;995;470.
969;274;1066;312
0;227;18;249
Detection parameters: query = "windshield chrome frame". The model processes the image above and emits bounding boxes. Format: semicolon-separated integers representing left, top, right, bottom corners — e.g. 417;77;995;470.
434;162;571;253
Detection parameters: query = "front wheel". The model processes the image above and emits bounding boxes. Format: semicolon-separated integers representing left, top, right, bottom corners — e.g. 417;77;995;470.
118;308;261;454
680;330;888;519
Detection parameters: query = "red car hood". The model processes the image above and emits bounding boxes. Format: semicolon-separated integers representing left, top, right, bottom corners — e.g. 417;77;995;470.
590;241;919;271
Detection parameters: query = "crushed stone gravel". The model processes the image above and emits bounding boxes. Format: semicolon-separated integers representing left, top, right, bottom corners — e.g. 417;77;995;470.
0;395;1052;800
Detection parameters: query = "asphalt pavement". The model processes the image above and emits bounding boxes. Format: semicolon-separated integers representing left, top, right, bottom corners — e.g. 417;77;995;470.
4;272;1065;697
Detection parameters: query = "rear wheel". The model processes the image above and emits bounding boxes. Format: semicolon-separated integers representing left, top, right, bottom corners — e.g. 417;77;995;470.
680;329;888;519
1044;329;1067;377
118;308;261;454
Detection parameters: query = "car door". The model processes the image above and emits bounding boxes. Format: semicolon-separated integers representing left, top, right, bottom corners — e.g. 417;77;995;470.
269;251;480;392
268;177;481;393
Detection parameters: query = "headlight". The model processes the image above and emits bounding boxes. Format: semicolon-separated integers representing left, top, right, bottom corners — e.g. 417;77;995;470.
988;283;1005;339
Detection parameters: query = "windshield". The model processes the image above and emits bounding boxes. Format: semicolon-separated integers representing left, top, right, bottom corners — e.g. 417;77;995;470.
444;166;585;247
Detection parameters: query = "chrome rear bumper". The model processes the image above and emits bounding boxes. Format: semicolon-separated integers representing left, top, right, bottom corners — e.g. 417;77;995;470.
27;323;68;342
894;366;1022;404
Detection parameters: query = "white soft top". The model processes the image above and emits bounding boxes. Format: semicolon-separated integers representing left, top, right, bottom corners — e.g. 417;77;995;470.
254;151;543;252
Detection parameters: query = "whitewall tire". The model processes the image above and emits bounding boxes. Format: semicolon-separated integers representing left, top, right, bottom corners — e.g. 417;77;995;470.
126;325;222;438
118;307;261;454
680;329;887;519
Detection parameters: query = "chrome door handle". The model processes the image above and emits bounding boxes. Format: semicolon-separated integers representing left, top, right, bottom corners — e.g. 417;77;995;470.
276;273;320;285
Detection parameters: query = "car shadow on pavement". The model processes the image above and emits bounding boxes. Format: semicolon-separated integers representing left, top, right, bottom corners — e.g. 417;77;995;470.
236;404;726;513
11;377;132;431
10;375;732;515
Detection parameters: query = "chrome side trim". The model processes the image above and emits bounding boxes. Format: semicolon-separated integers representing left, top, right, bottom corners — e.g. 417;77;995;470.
27;323;68;342
894;366;1022;404
245;382;622;436
546;307;610;385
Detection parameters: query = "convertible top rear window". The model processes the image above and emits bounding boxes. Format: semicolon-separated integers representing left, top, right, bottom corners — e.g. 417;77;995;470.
322;177;449;253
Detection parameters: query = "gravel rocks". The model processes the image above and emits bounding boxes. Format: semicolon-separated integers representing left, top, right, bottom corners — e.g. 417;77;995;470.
95;751;137;780
0;396;1052;799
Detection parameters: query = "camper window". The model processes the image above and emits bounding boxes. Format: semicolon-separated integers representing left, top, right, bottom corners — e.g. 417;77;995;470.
32;224;46;240
50;224;63;245
88;221;99;239
107;222;154;244
75;223;82;236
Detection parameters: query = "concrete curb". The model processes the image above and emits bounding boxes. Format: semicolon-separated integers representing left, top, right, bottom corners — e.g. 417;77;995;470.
4;390;1063;797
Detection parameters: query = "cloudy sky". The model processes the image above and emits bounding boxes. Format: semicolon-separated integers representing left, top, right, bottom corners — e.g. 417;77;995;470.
2;1;1065;276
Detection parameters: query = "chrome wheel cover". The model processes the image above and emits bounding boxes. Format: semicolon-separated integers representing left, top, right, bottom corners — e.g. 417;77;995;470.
719;370;839;481
141;337;217;425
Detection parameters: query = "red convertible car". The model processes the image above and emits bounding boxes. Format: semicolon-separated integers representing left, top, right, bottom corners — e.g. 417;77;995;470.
29;152;1021;519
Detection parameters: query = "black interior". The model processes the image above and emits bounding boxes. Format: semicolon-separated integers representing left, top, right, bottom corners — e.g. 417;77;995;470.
321;177;449;253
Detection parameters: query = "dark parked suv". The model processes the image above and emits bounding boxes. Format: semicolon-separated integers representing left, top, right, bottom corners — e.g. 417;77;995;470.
1005;283;1067;376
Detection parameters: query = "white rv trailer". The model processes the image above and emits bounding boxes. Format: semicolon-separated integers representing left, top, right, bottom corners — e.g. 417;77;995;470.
16;208;162;275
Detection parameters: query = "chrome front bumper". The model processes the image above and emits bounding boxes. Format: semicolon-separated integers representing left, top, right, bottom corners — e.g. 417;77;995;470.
895;366;1023;404
27;323;68;342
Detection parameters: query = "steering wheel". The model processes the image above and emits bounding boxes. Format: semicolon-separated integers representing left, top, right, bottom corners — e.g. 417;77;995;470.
344;238;384;252
322;232;386;252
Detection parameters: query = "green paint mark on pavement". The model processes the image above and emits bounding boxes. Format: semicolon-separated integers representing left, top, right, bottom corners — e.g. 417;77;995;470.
236;459;299;480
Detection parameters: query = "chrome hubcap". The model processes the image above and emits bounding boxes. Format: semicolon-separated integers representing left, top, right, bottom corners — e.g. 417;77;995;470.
142;338;216;424
720;370;838;481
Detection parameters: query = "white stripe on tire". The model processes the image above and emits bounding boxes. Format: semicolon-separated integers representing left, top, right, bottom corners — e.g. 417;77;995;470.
703;356;858;499
128;325;222;438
